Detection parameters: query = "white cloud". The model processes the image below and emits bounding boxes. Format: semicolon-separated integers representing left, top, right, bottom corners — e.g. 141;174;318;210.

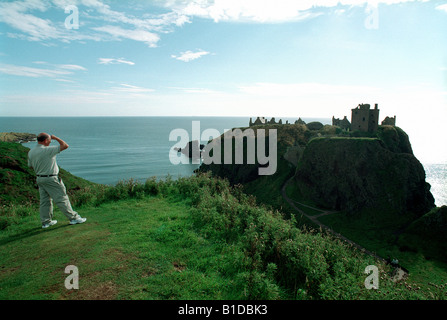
54;78;76;83
142;11;191;30
0;62;87;80
0;0;61;41
0;0;102;42
58;64;87;71
112;84;155;94
98;58;135;66
165;0;428;23
169;87;224;94
171;50;211;62
436;4;447;12
0;0;433;46
77;0;190;30
0;63;72;78
0;0;185;45
92;25;160;47
238;82;380;96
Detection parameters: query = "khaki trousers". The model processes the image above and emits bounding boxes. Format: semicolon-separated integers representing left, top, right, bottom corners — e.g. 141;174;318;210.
37;176;80;225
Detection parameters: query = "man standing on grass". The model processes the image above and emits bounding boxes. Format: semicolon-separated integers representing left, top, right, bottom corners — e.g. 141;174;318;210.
28;133;86;229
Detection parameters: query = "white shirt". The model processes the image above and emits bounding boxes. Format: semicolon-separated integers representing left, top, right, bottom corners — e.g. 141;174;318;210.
28;144;61;175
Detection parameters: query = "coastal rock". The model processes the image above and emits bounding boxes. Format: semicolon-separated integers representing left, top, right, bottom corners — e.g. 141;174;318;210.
0;132;36;143
294;135;435;215
177;140;205;159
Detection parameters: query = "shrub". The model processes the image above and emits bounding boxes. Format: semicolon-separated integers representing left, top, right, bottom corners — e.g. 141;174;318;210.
0;203;36;229
144;177;160;196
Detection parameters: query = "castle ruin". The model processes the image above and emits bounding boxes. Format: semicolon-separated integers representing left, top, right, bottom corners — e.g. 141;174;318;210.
249;117;306;127
332;116;351;131
381;116;396;126
249;117;266;126
351;103;380;133
249;103;396;132
332;103;396;132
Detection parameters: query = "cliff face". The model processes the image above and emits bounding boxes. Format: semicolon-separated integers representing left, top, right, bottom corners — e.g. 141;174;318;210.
198;124;434;217
294;135;435;215
0;132;36;143
197;124;309;184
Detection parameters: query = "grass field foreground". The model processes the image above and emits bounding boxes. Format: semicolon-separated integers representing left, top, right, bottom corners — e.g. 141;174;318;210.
0;194;242;300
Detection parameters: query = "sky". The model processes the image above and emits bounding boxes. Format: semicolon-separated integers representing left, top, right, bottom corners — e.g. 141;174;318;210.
0;0;446;162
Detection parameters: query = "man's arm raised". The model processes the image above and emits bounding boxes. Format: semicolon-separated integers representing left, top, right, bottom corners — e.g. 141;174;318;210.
51;135;69;151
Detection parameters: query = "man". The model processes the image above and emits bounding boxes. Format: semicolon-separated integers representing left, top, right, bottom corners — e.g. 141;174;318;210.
28;133;86;229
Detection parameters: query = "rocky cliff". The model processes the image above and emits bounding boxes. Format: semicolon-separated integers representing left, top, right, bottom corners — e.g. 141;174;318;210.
294;133;435;216
0;132;36;143
198;123;435;217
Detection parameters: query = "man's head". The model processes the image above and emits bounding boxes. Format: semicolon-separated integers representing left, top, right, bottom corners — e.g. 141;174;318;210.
37;133;51;146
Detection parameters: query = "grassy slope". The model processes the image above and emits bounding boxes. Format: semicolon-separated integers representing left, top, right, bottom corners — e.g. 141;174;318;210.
3;182;445;300
285;171;447;290
0;196;231;300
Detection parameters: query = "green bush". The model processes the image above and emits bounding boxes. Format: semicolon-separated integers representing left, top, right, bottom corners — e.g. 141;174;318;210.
0;203;36;229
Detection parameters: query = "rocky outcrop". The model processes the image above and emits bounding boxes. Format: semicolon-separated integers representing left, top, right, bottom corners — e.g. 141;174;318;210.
175;140;205;159
294;135;435;215
0;132;36;143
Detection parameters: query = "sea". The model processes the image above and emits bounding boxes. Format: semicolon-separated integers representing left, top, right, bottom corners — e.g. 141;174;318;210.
1;116;446;207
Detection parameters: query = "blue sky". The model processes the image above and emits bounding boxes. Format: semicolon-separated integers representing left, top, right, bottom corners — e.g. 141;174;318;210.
0;0;446;161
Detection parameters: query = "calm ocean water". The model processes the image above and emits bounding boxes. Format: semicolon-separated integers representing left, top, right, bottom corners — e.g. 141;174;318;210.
1;117;445;206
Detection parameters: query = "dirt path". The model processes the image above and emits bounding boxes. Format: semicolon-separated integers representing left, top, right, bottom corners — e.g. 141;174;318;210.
281;176;408;280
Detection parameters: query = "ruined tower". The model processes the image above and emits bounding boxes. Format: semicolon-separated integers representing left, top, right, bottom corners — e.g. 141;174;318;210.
351;103;379;133
381;116;396;126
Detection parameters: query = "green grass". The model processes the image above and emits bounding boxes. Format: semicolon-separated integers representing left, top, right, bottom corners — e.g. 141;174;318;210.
243;158;294;211
285;182;326;216
0;195;233;300
318;209;447;293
